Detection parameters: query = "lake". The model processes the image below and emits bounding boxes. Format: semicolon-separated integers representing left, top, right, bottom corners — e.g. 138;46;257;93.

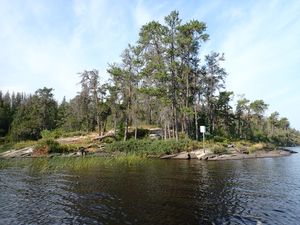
1;147;300;225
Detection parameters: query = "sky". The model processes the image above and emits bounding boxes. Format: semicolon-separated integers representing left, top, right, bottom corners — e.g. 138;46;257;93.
0;0;300;129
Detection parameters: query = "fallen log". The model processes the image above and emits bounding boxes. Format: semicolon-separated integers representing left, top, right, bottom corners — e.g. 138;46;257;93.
93;133;116;141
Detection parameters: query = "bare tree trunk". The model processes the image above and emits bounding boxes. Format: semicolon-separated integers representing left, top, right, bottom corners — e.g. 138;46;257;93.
103;120;107;134
195;106;198;140
164;122;167;140
96;116;101;136
134;125;138;140
124;117;128;141
181;117;184;133
174;106;179;141
114;111;117;134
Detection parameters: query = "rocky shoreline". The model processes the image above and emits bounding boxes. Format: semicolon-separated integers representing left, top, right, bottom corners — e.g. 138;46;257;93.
0;145;297;161
160;148;297;161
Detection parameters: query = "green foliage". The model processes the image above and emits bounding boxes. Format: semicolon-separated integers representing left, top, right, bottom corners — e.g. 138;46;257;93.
0;11;299;148
40;129;88;139
0;156;150;172
14;140;37;149
0;140;36;154
9;88;57;141
248;143;267;154
106;139;200;156
135;128;149;139
36;139;61;153
116;122;125;140
211;144;228;154
212;136;228;143
41;129;62;139
0;143;14;153
35;139;77;154
59;143;81;153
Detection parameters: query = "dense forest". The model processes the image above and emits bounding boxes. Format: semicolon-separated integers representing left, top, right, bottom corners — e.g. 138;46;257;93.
0;11;299;146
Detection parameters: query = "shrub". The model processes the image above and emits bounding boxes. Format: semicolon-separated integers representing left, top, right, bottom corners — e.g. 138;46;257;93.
41;130;58;139
41;129;87;139
14;140;37;149
61;130;88;138
135;128;149;139
36;139;61;153
248;143;267;153
105;139;198;156
35;139;77;154
59;143;80;153
213;136;227;143
211;143;227;154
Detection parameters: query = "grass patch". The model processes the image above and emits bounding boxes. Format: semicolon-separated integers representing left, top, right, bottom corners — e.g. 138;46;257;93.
41;129;88;139
35;139;79;154
105;139;202;156
0;154;148;172
210;143;228;154
0;141;37;154
14;140;37;149
248;142;276;153
0;143;15;153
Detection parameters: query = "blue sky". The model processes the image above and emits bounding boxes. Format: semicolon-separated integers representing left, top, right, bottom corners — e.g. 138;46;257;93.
0;0;300;129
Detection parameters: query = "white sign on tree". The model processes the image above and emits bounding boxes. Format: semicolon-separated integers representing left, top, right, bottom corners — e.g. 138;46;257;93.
200;126;206;133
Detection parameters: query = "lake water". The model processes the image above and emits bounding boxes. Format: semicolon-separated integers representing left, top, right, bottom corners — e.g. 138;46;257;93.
1;147;300;225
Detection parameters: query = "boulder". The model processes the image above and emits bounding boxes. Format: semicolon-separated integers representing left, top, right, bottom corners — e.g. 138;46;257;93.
0;147;34;158
160;154;177;159
173;152;190;159
190;149;212;160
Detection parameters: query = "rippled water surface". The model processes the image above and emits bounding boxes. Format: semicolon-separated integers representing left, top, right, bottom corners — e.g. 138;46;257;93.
1;147;300;225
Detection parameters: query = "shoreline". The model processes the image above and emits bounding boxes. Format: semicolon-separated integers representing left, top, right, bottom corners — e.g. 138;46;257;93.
206;149;295;161
0;146;297;161
159;147;297;161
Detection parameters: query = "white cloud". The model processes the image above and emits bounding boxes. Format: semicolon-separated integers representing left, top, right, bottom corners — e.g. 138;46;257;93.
1;0;300;129
219;0;300;128
134;0;152;27
0;0;134;100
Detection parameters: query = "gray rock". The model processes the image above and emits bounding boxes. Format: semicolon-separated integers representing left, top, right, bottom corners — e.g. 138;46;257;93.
173;152;190;159
0;147;34;158
160;154;177;159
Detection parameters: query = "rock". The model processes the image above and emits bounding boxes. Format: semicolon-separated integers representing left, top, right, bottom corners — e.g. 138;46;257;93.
188;152;198;159
147;154;160;158
0;147;34;158
173;152;190;159
190;149;212;160
160;154;177;159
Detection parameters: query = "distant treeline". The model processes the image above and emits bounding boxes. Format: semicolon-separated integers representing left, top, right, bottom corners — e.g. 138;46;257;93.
0;11;299;146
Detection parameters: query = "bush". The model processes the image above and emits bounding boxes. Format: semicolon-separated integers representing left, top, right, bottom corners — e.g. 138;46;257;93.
14;140;37;149
136;128;149;139
41;129;62;139
41;129;88;139
213;136;227;143
211;143;227;154
248;142;275;153
59;143;80;153
36;139;61;153
61;130;88;138
35;138;79;154
105;139;197;155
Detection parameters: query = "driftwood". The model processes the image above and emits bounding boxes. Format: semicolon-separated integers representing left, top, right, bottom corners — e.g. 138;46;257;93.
93;132;116;141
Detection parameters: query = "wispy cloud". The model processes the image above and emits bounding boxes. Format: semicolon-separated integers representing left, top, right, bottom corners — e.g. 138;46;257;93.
133;0;153;27
0;0;300;128
0;0;135;100
219;0;300;127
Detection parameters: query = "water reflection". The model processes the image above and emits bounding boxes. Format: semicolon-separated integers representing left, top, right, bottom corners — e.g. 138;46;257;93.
1;149;300;225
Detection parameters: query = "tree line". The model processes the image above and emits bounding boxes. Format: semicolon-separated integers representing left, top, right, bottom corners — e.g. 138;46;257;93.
0;11;299;146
